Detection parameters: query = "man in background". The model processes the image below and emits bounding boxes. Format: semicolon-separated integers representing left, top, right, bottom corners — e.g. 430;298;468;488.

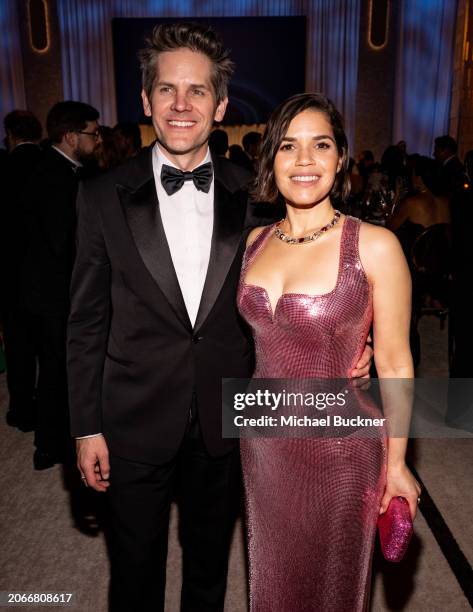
1;110;43;432
433;135;466;195
208;128;229;158
20;101;101;470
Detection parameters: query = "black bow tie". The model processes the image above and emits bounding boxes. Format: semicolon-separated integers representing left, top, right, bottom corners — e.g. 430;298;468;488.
160;162;213;196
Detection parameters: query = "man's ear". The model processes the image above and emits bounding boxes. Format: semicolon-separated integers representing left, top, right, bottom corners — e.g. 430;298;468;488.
64;131;78;148
214;96;228;123
142;89;152;117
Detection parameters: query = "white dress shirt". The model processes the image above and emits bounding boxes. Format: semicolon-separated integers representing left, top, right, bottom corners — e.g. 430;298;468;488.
153;143;214;327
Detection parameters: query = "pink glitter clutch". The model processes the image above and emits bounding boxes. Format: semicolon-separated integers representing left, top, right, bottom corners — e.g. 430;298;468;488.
377;496;413;562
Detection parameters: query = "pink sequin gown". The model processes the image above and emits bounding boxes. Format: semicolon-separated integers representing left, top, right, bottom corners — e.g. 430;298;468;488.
237;216;387;612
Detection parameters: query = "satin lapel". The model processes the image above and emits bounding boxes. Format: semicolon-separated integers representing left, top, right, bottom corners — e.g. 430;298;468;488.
117;178;192;331
194;176;246;332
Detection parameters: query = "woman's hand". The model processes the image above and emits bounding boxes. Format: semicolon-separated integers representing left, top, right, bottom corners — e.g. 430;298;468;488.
350;336;373;379
379;462;421;521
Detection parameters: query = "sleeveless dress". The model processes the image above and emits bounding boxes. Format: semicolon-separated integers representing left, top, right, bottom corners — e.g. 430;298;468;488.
237;216;387;612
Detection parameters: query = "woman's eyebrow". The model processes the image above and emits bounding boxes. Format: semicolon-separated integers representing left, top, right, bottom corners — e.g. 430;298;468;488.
280;134;335;142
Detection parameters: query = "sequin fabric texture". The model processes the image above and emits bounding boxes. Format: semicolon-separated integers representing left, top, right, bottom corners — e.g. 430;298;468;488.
237;216;387;612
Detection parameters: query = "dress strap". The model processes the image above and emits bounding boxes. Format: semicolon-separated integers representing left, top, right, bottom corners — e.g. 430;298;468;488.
242;223;275;271
339;215;362;269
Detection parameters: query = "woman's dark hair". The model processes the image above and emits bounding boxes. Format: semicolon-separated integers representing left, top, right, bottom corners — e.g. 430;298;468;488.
97;126;121;170
380;145;405;190
138;22;234;104
252;93;350;204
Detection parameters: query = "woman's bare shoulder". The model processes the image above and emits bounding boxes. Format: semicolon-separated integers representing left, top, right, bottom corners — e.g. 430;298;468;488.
246;226;267;248
358;222;406;275
359;221;401;249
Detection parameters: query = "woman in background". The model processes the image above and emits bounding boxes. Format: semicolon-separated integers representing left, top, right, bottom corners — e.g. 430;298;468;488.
389;155;451;366
389;155;450;251
237;93;420;611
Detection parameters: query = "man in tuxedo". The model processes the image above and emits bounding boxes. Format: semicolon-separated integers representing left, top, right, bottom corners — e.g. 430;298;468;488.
433;135;467;195
20;101;100;469
68;23;371;612
1;111;43;432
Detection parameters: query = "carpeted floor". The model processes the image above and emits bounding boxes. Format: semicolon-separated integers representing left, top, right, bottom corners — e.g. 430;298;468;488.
0;314;472;611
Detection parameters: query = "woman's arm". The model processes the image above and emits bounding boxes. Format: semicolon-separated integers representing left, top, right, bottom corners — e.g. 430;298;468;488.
359;223;421;519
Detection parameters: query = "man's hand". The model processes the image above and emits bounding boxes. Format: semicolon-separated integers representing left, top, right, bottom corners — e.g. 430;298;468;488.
350;335;373;379
76;435;110;492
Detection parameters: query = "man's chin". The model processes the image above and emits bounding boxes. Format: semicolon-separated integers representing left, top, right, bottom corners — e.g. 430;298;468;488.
156;137;207;158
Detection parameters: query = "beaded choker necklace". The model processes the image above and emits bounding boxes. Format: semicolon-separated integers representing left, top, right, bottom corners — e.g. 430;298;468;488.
274;210;341;245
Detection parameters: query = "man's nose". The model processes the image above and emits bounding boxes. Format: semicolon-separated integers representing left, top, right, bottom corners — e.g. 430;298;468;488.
172;91;192;112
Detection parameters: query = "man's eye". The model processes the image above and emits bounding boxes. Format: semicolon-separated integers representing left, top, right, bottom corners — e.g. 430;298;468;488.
192;89;205;96
159;87;172;93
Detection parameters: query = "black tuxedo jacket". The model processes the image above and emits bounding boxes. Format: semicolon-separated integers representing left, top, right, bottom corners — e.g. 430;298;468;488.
441;156;466;195
67;146;279;464
19;147;79;316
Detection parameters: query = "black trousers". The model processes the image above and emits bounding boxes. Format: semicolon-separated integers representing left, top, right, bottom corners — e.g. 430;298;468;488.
107;414;241;612
34;312;70;454
1;305;37;422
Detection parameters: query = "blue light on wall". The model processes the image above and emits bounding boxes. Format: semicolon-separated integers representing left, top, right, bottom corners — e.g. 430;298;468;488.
393;0;458;155
0;0;26;135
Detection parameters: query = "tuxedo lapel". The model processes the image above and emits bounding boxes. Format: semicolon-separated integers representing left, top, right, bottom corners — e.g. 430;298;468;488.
117;150;192;331
194;173;246;332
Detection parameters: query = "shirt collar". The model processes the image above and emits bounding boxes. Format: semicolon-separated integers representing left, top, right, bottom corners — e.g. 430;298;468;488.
52;145;82;167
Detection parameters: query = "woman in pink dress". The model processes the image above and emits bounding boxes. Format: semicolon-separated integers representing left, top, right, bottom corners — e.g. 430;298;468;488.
237;93;421;611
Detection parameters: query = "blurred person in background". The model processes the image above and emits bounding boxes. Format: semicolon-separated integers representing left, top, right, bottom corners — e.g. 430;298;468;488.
97;125;122;171
241;130;261;172
113;121;142;163
208;128;228;158
20;101;101;470
1;110;43;432
357;149;375;190
388;155;451;367
433;135;466;196
381;144;409;202
228;143;252;171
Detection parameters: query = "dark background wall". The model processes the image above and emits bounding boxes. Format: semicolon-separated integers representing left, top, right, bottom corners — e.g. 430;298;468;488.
17;0;63;135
